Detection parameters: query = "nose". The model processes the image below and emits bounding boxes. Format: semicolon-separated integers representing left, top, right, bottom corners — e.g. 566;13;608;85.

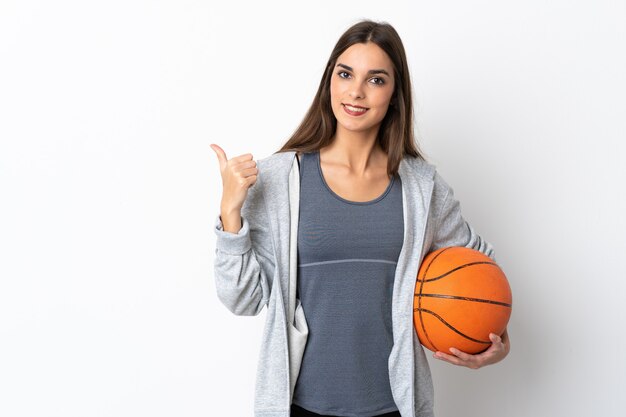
348;84;365;99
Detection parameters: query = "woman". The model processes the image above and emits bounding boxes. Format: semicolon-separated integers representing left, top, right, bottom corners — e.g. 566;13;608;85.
211;19;510;417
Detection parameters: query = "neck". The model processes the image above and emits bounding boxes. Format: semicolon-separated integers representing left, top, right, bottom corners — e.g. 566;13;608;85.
321;125;386;177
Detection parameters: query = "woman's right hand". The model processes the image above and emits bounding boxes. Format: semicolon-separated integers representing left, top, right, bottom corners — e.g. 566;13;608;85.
210;144;259;214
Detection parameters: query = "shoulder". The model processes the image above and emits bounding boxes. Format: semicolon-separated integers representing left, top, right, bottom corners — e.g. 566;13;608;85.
398;154;437;181
398;155;453;202
257;150;297;172
252;151;297;192
241;151;293;208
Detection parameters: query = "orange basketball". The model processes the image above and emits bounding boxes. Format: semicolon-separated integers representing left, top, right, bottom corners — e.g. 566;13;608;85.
414;247;512;354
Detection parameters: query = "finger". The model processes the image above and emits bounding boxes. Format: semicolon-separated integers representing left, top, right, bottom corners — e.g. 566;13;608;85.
474;342;501;359
433;351;464;366
235;160;257;170
488;334;506;353
472;348;502;368
449;347;474;362
231;153;254;163
210;144;228;169
239;167;259;178
471;341;506;365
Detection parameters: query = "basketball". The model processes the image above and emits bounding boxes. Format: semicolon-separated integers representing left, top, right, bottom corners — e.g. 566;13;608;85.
413;247;512;354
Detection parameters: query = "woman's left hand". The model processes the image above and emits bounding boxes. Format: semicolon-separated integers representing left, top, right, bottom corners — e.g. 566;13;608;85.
433;328;510;369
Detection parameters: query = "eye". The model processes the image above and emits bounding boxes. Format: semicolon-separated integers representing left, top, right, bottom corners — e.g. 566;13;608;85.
337;71;351;79
370;77;385;85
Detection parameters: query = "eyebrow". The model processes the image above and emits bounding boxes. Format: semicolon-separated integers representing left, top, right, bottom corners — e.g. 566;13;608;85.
336;63;390;77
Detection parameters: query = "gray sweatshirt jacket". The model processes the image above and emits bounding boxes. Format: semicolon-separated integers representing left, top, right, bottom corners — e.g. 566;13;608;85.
213;150;495;417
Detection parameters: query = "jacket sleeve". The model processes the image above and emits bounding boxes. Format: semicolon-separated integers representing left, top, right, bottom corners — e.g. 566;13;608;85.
212;178;275;316
429;171;496;261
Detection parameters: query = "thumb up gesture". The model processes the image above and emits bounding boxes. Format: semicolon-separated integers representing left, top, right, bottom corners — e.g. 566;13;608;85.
210;144;259;215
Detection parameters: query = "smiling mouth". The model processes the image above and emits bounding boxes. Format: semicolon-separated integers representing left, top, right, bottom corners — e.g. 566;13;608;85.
342;104;369;115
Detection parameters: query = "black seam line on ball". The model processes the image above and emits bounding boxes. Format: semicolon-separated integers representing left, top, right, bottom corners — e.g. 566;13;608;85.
416;293;512;308
413;307;492;345
418;247;452;352
420;261;501;282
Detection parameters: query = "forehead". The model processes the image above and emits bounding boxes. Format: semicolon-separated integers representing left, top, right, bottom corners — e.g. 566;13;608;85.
336;42;393;73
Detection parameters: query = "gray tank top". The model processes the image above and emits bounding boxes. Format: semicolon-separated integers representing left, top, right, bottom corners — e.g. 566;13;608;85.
292;150;404;416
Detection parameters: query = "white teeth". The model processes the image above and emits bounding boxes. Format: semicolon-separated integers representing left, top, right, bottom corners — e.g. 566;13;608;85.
344;105;367;113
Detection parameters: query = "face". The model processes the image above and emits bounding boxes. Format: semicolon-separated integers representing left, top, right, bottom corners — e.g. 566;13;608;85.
329;42;396;135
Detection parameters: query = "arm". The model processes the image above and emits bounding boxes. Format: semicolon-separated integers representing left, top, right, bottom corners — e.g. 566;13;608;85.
213;179;274;316
429;172;510;367
430;171;495;260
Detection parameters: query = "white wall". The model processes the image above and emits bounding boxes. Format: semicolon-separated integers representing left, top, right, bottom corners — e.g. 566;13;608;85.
1;1;624;416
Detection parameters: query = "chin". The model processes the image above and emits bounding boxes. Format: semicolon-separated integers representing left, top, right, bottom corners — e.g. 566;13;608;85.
339;122;378;134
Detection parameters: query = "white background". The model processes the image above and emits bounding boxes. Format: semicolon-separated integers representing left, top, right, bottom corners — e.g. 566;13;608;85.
1;1;625;416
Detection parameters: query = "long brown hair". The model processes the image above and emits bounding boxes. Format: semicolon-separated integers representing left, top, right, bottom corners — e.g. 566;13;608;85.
275;19;425;176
